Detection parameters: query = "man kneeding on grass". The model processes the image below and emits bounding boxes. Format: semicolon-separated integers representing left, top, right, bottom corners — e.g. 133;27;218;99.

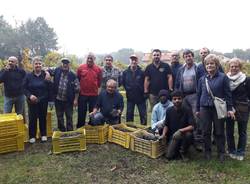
160;90;194;160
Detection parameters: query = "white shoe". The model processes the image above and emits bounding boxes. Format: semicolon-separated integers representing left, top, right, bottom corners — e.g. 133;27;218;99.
41;136;47;142
229;153;237;159
236;155;244;161
29;138;36;144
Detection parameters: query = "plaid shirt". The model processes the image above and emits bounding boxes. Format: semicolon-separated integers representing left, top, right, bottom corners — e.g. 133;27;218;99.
56;72;68;101
101;66;122;89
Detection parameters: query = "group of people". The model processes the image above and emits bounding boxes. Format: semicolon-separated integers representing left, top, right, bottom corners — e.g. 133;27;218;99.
0;48;249;163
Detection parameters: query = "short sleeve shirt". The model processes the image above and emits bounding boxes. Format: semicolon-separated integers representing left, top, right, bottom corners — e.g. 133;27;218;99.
144;62;172;95
164;106;194;139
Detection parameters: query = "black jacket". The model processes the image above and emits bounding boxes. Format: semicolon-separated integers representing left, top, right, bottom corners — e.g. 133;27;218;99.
122;66;145;103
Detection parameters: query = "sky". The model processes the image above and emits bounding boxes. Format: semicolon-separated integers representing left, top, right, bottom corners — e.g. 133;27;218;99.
1;0;250;56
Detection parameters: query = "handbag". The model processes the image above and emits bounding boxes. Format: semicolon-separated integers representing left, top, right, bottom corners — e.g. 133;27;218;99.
205;78;227;119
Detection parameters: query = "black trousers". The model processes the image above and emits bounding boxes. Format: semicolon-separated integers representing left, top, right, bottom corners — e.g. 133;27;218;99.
55;99;73;132
28;101;48;138
126;100;147;125
201;107;225;155
77;95;97;128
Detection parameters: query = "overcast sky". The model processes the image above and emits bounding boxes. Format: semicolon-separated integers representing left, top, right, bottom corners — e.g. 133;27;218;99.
1;0;250;56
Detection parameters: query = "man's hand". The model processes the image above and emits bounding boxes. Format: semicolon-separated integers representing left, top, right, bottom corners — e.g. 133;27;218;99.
172;130;182;139
5;64;10;70
228;111;235;120
73;98;78;107
29;95;38;103
44;71;51;81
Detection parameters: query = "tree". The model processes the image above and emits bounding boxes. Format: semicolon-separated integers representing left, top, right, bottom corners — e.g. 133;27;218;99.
0;16;20;59
18;17;58;56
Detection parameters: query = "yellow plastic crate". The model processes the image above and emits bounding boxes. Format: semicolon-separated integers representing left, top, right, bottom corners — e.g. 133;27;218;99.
84;124;109;144
0;134;25;154
0;114;24;138
52;128;86;154
130;130;166;159
36;111;53;138
108;123;137;148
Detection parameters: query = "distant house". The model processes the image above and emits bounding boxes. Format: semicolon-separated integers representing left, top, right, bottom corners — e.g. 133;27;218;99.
142;52;172;64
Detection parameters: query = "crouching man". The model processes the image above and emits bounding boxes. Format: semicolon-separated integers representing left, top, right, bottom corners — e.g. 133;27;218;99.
160;90;194;160
151;89;173;134
90;79;124;125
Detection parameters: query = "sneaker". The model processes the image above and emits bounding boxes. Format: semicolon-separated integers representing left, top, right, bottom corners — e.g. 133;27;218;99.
236;155;244;161
229;153;237;159
29;138;36;144
41;136;47;142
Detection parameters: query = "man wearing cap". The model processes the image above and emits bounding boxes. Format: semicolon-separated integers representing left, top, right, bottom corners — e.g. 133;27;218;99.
0;56;26;114
144;49;173;111
151;89;173;134
77;53;102;128
49;58;79;131
101;55;122;90
122;54;147;125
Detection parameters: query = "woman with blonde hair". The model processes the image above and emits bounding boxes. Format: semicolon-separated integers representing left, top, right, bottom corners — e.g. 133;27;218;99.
196;54;234;163
226;58;250;161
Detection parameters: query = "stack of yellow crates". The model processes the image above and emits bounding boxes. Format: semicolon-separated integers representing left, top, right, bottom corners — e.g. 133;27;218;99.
0;113;25;154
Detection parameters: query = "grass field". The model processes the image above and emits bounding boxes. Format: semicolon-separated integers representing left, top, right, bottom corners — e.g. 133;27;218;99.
0;97;250;184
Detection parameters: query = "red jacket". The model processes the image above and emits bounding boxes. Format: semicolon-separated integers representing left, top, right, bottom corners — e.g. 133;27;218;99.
77;64;102;96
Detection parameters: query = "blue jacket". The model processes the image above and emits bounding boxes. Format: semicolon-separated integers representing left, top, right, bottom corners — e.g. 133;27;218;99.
196;71;233;111
174;64;198;93
0;67;26;97
24;71;53;103
53;67;79;103
122;66;145;103
171;63;182;87
151;100;173;129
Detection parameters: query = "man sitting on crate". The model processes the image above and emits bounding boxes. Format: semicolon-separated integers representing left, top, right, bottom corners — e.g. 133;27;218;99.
89;79;124;125
160;90;194;160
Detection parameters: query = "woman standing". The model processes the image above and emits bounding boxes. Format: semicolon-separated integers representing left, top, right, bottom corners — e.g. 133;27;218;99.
196;54;234;163
24;56;52;143
226;58;250;161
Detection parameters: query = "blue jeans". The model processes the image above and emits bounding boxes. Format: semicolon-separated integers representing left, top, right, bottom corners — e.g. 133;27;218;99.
4;95;25;115
226;111;249;156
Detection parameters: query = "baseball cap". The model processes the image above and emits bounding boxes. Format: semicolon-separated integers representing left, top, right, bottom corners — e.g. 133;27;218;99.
61;58;70;64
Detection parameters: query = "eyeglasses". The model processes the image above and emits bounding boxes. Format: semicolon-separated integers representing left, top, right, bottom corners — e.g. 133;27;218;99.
200;52;208;54
105;59;112;61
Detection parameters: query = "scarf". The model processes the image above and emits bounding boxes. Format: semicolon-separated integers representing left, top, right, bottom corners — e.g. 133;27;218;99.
227;72;246;91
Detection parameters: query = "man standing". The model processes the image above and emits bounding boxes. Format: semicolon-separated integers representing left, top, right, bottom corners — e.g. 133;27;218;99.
90;79;124;125
170;51;182;87
0;56;26;114
144;49;173;111
77;53;102;128
51;58;79;131
175;49;198;116
122;54;147;125
160;91;194;160
101;55;122;90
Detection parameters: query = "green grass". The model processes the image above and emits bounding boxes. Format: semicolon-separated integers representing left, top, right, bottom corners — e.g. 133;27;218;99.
1;96;250;184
